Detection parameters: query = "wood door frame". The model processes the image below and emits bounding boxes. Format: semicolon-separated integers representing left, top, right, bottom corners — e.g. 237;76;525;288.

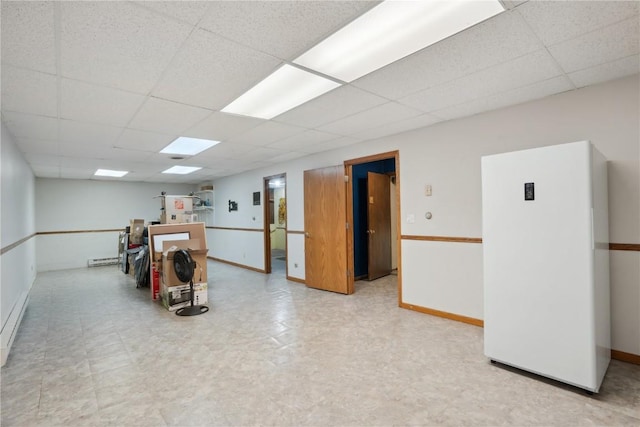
344;151;401;303
263;173;287;275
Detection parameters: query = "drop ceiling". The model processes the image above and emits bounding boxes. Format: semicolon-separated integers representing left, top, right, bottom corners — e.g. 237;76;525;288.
1;0;638;184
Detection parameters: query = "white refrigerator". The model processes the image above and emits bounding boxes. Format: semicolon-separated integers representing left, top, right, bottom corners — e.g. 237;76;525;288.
482;141;610;393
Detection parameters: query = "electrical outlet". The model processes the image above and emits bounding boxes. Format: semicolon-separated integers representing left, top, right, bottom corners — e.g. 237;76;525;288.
425;184;432;196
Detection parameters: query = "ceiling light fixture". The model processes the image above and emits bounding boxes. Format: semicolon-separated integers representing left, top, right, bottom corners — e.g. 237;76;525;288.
95;169;128;177
221;64;341;119
293;0;505;82
160;137;220;156
162;166;202;175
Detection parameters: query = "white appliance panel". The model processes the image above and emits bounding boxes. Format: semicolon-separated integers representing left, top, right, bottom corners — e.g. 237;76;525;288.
482;141;609;392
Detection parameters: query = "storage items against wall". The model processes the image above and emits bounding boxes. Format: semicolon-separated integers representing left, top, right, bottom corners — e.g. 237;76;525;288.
482;140;610;393
157;195;196;224
194;190;214;226
129;218;144;244
147;222;208;306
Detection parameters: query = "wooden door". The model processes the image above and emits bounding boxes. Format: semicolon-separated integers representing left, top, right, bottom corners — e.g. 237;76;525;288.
304;166;349;294
367;172;392;280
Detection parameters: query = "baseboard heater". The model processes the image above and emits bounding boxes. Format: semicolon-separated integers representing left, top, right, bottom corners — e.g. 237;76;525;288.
88;257;119;267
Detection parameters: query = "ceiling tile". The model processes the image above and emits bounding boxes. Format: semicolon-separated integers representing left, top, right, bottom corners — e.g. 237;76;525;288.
434;75;574;121
2;112;58;140
194;141;256;160
226;121;306;147
30;164;60;178
134;1;212;25
264;151;308;164
352;10;543;100
142;174;172;183
1;1;56;73
57;144;152;164
183;112;265;142
274;85;388;129
199;1;378;60
23;152;60;167
233;146;287;163
351;114;442;141
568;55;640;88
58;167;95;180
60;79;146;127
128;97;213;135
267;130;341;152
1;65;57;117
152;29;281;110
116;128;177;153
144;153;192;167
14;138;58;155
59;119;122;146
308;136;362;153
399;49;562;113
59;1;193;94
548;17;640;73
518;0;639;46
318;102;422;136
502;1;529;10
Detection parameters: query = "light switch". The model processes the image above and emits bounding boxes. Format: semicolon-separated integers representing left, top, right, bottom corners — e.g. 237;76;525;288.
407;214;415;223
425;184;432;196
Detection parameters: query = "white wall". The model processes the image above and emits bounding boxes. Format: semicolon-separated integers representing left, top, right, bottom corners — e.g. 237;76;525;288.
211;75;640;355
1;122;37;365
35;179;195;271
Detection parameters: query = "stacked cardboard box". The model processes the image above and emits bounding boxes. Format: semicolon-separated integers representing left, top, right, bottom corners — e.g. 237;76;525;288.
129;219;144;244
161;240;208;311
147;223;208;310
160;196;195;224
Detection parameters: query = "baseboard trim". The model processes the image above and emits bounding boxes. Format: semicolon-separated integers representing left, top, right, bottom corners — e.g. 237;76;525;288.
400;302;639;365
286;276;305;284
611;349;640;365
399;302;484;327
1;290;30;366
207;256;266;274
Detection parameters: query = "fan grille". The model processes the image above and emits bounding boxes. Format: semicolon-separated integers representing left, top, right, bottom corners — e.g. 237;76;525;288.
173;249;194;283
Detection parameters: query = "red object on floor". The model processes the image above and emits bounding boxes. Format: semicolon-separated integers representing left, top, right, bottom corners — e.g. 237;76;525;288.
152;265;160;300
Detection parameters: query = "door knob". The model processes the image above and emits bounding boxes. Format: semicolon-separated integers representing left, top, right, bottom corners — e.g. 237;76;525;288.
305;232;310;238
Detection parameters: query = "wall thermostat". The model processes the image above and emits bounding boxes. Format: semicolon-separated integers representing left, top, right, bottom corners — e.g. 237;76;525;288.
524;182;535;201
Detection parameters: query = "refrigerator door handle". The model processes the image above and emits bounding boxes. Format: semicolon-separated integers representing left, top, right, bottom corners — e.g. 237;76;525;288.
591;208;595;251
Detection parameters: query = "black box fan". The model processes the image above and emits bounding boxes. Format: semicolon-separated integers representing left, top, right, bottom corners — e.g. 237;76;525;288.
173;249;208;316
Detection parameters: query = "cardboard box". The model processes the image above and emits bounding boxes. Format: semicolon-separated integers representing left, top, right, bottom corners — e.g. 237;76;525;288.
129;219;144;244
128;257;135;277
161;282;208;311
147;222;208;301
160;212;197;224
161;240;208;311
200;185;214;191
161;239;208;287
160;196;193;224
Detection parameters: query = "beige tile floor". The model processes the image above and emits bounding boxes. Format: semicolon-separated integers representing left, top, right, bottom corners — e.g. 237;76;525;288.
2;261;639;426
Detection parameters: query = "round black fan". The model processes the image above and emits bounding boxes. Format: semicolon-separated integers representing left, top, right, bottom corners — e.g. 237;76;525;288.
173;249;209;316
173;250;194;283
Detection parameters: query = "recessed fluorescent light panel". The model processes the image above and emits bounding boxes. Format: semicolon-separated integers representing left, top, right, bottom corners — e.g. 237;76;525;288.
294;0;505;82
160;137;220;156
162;166;202;175
222;64;341;119
95;169;128;177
